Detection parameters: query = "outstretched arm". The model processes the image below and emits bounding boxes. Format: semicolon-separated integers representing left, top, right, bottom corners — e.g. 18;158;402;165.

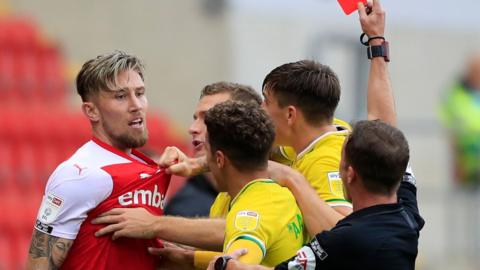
93;208;225;251
26;230;74;270
360;0;396;127
268;161;344;236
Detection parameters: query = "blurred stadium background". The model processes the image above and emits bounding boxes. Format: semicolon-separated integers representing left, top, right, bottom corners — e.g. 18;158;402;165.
0;0;479;269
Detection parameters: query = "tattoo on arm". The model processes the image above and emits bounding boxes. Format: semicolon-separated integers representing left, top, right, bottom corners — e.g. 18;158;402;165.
28;230;73;270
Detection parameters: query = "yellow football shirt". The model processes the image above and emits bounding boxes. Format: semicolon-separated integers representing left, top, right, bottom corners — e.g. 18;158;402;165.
292;129;351;207
272;118;352;164
211;118;352;218
224;179;305;267
209;192;230;218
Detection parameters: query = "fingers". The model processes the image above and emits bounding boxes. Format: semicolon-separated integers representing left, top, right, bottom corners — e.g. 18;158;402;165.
94;223;123;237
372;0;381;10
229;248;248;259
97;208;124;218
158;147;180;167
357;1;367;18
166;162;190;176
163;242;181;249
92;214;121;225
148;247;165;256
112;230;126;241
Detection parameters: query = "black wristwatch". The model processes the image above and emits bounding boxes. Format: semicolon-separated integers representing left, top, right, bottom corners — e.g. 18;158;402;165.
214;256;232;270
367;41;390;62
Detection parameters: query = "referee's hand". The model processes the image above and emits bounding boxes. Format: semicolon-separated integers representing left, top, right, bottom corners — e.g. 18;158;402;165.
358;0;385;38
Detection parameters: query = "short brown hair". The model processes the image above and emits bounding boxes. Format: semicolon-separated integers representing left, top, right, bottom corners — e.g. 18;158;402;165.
262;60;340;125
205;101;275;172
345;120;410;195
200;81;262;105
76;51;145;101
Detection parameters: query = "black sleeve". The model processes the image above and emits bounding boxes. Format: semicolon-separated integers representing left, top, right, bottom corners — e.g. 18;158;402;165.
275;228;349;270
397;167;425;231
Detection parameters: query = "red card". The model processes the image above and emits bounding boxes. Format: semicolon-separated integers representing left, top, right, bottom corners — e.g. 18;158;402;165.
338;0;367;15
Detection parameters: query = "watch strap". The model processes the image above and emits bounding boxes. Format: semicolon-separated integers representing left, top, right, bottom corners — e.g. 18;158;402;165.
367;41;390;62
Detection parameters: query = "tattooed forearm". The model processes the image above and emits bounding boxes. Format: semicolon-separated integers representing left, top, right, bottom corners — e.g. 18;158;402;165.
48;237;72;269
27;230;74;270
29;230;49;258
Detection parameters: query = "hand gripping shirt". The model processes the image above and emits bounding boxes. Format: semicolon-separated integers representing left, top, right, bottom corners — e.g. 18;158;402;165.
224;179;306;267
34;138;170;270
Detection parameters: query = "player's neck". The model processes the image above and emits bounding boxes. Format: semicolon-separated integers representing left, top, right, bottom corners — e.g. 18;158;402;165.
92;129;132;154
291;124;337;155
226;169;269;199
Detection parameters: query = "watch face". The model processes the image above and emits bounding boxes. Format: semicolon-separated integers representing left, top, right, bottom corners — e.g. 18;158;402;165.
214;257;226;270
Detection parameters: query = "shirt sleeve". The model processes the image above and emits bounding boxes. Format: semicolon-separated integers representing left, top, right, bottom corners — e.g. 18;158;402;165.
224;195;272;260
303;161;351;208
398;164;425;231
34;162;113;239
274;229;346;270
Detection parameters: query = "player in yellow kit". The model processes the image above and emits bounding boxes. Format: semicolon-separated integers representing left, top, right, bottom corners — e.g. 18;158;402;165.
224;179;305;266
262;60;353;220
214;118;352;218
204;101;305;266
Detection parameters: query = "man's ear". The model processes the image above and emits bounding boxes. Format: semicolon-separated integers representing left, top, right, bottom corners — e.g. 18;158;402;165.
286;105;297;126
345;165;356;185
82;102;100;122
215;150;225;169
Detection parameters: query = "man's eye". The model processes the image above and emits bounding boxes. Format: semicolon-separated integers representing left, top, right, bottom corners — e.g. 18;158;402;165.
115;94;126;99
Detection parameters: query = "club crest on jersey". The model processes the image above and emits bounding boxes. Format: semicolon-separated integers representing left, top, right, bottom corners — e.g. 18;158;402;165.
118;184;165;209
234;211;259;231
327;172;343;196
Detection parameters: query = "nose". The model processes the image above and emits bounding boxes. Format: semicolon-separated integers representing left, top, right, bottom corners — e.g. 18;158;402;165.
188;119;200;135
129;94;145;112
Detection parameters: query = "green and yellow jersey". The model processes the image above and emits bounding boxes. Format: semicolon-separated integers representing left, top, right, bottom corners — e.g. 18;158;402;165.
224;179;306;266
209;191;230;218
271;118;352;165
210;118;352;218
292;128;351;207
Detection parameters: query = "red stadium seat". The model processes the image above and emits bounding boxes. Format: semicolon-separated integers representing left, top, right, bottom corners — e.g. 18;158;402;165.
0;231;14;270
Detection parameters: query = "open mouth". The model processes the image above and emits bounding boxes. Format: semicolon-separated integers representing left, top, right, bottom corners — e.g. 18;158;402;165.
129;118;144;129
192;140;204;150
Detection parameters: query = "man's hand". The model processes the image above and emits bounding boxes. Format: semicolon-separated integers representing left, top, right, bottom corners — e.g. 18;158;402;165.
92;208;158;240
206;249;249;270
358;0;385;39
149;242;195;270
267;161;304;188
158;146;208;177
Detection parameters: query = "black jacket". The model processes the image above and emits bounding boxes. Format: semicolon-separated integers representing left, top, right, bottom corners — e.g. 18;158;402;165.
275;172;424;270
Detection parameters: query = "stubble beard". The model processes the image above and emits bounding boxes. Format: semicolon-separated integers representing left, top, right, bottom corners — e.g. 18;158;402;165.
103;122;148;150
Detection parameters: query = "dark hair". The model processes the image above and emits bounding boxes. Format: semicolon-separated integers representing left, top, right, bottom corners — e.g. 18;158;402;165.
262;60;340;125
200;81;262;105
205;101;275;172
76;51;144;101
345;120;410;195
